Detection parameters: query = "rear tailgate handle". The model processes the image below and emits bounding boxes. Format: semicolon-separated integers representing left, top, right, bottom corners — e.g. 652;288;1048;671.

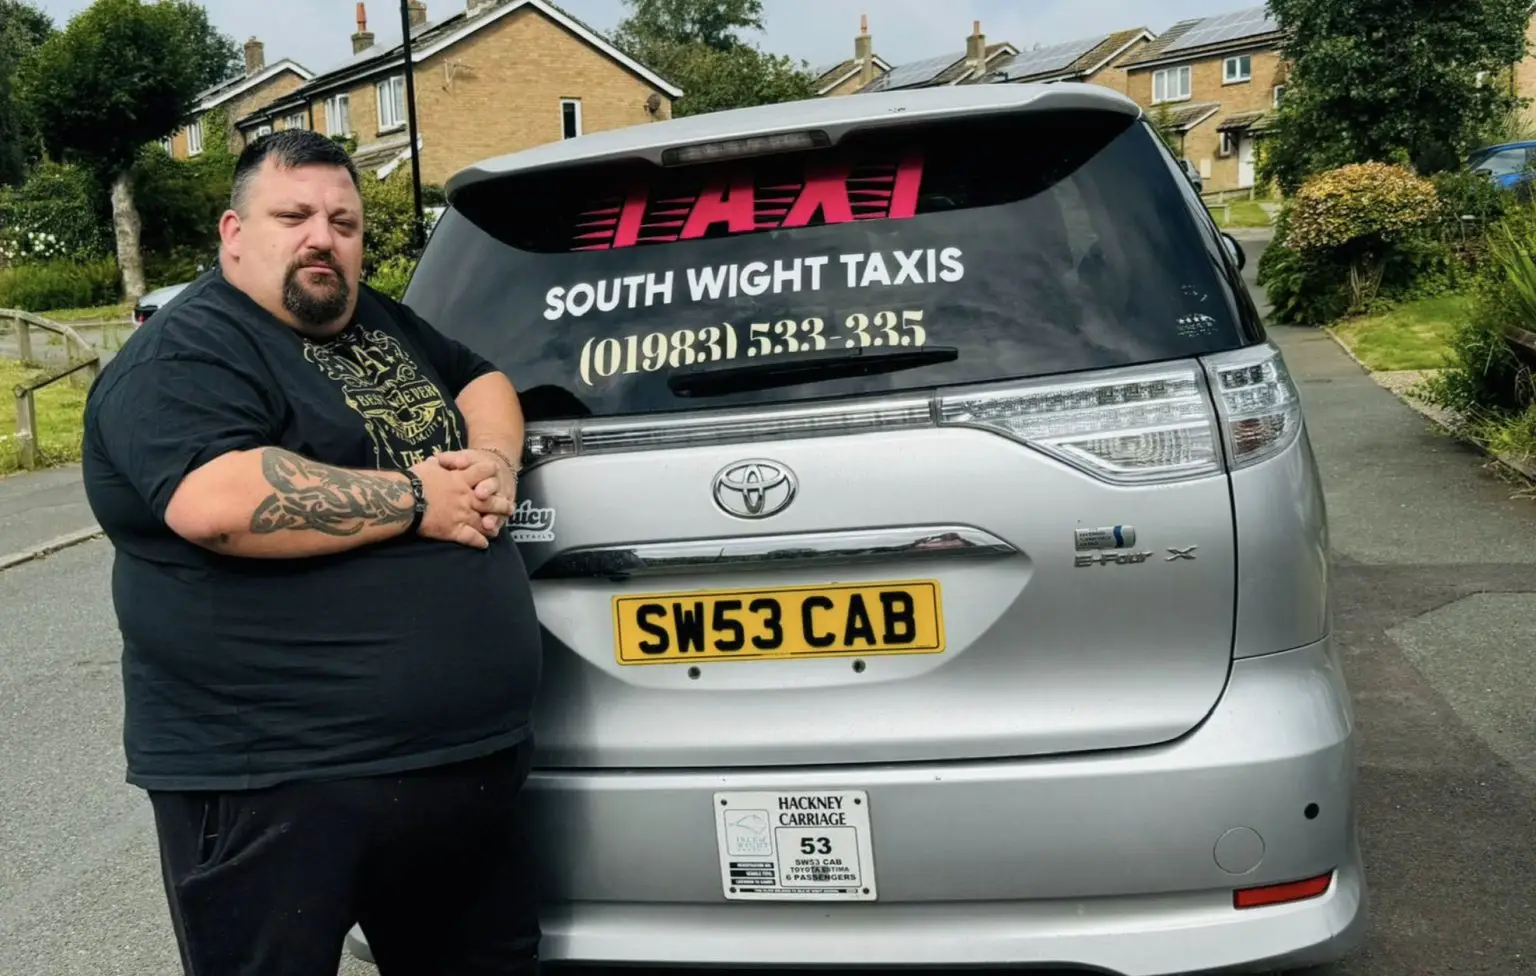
530;525;1017;580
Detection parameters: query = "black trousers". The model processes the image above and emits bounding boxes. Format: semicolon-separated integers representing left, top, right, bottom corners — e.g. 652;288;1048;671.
148;739;541;976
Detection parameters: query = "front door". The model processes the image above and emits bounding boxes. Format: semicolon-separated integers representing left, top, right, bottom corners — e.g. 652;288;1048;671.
1237;135;1256;188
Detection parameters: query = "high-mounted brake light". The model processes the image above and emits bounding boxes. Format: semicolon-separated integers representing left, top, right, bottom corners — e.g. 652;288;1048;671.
1201;342;1303;470
661;130;831;167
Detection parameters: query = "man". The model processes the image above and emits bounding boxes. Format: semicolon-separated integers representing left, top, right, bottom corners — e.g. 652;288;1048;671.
81;129;544;975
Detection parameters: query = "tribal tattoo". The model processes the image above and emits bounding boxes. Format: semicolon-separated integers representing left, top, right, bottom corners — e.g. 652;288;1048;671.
249;449;415;537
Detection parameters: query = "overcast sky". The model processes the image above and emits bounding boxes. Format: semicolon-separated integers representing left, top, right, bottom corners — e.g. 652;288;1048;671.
27;0;1249;76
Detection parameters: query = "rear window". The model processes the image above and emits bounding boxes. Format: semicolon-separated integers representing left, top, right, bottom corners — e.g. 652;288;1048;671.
406;109;1251;421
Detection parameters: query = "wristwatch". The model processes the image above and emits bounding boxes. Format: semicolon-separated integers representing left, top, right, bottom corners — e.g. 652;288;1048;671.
404;469;427;535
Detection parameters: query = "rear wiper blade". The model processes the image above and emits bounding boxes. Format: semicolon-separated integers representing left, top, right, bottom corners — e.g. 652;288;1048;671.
667;345;960;397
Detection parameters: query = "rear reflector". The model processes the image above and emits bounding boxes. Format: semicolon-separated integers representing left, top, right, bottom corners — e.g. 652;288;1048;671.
1233;871;1333;909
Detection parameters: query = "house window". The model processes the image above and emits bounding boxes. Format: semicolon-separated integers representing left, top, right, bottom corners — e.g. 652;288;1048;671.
1224;55;1252;84
377;75;407;131
561;98;582;139
1153;66;1191;103
256;124;273;137
1273;85;1286;107
1219;131;1237;157
285;112;306;131
326;93;351;136
159;135;173;154
187;119;204;156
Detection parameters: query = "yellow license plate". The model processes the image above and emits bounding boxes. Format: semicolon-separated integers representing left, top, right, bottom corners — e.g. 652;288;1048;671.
613;580;945;665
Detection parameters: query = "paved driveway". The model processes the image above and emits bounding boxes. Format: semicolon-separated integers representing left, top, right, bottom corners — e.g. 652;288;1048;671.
0;237;1533;975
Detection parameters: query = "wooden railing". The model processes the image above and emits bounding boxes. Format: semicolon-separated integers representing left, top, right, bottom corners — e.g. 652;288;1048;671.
2;308;101;471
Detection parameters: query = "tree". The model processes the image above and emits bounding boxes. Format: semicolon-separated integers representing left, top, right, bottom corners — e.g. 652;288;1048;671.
15;0;241;300
611;0;818;117
1260;0;1531;195
0;0;54;187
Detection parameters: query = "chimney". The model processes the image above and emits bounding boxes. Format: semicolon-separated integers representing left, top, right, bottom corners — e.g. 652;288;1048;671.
243;37;265;75
855;15;875;87
966;20;988;77
408;0;427;28
351;2;375;54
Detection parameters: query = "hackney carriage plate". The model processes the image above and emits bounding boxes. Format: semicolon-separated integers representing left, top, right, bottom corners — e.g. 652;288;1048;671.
714;790;878;901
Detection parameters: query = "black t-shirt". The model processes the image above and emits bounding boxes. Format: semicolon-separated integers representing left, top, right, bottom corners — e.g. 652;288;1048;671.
81;268;543;791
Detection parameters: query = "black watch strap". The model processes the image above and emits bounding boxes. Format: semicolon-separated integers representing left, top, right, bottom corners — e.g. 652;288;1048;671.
404;470;427;535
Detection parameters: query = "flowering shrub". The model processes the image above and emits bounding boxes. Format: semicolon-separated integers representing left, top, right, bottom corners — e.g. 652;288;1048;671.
1268;162;1445;315
1284;162;1441;253
0;161;111;267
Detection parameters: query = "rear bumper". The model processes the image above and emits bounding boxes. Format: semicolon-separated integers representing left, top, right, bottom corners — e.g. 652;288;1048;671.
354;636;1366;974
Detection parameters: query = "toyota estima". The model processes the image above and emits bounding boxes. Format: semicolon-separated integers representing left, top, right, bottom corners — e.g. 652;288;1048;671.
358;83;1366;974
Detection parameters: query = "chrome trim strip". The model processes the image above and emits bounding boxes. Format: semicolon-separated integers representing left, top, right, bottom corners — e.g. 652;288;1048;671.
530;525;1018;580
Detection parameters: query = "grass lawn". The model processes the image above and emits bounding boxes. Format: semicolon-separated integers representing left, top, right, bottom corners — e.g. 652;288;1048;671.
33;302;132;322
1209;200;1273;229
0;358;88;476
1329;293;1472;372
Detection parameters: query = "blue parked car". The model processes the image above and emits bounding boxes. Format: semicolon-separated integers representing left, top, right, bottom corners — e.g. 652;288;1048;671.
1467;140;1536;190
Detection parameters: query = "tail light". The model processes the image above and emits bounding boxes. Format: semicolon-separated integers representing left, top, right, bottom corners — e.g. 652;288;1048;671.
1201;342;1303;470
519;342;1302;485
936;364;1221;485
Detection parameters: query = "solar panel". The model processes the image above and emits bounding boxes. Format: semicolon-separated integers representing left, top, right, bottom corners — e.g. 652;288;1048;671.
861;51;963;92
1162;5;1278;55
995;34;1108;81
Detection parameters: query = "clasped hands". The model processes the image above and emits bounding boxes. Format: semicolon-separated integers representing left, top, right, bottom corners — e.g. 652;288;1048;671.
407;448;519;550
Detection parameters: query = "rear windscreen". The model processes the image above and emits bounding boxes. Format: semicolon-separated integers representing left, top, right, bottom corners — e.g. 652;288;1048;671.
406;109;1250;421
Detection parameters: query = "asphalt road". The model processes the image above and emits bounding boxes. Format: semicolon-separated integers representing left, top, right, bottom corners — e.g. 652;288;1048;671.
1;235;1534;976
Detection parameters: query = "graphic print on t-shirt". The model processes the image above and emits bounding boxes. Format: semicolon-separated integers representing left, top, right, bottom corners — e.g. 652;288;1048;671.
303;325;465;468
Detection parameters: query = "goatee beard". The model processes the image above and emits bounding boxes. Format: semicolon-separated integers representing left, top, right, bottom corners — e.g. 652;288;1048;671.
283;252;351;335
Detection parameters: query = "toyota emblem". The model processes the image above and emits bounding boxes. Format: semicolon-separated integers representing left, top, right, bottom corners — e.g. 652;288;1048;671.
712;459;797;519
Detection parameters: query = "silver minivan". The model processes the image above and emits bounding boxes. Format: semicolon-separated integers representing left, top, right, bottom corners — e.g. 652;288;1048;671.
354;82;1365;975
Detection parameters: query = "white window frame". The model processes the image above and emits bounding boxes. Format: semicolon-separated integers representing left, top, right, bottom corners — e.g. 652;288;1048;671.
186;119;204;156
377;75;407;131
1224;55;1252;84
326;93;352;136
256;124;273;137
1273;84;1286;107
560;97;583;139
159;135;174;154
1153;65;1192;104
1219;130;1237;157
285;112;306;131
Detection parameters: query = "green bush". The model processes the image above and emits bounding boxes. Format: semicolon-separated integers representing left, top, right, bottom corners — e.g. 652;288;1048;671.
1259;162;1489;326
358;168;444;278
366;254;417;301
0;257;120;311
131;143;230;266
0;160;112;264
1421;202;1536;435
1282;161;1442;313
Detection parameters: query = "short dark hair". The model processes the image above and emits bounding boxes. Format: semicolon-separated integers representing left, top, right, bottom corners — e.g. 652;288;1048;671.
230;129;362;215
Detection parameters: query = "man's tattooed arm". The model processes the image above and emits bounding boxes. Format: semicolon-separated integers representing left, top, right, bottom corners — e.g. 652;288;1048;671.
163;446;420;559
249;449;414;537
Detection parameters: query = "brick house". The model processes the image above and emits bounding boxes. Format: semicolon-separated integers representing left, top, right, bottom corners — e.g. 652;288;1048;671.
234;0;681;187
853;21;1018;94
979;27;1155;95
812;16;892;97
1507;4;1536;130
162;38;314;159
1116;5;1287;193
